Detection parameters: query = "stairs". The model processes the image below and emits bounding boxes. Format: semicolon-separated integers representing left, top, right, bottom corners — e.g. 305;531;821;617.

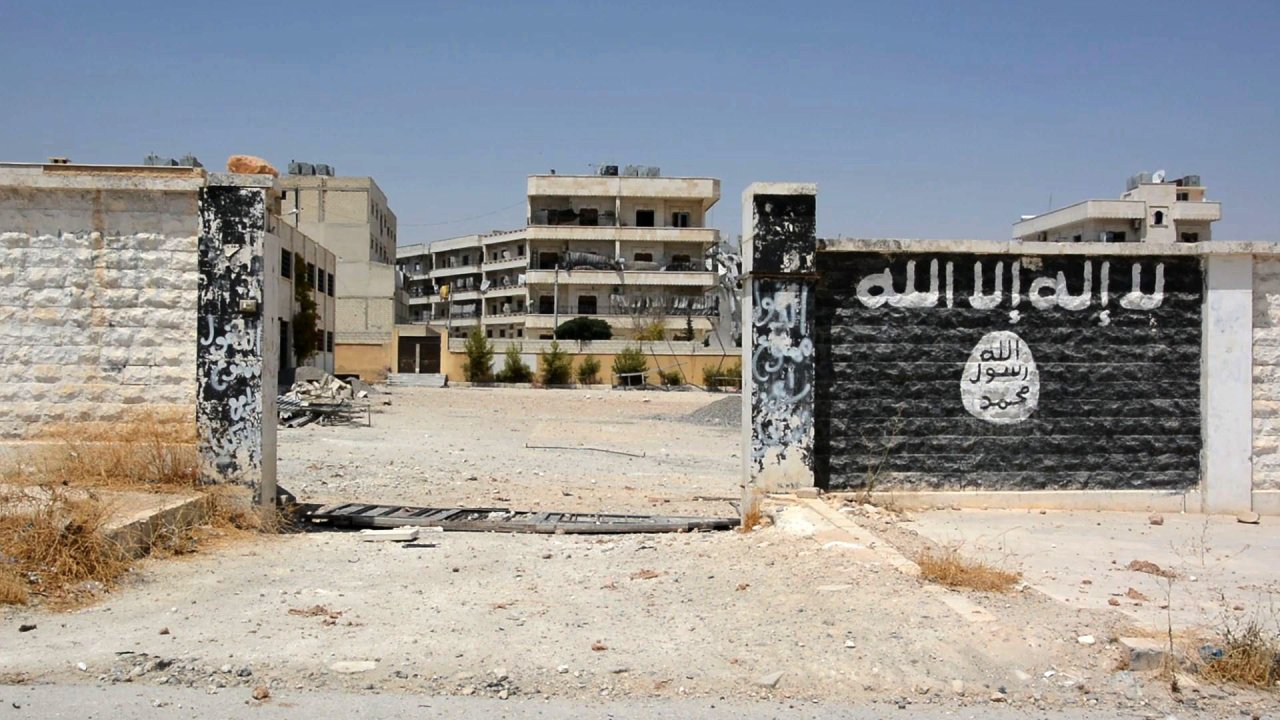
386;373;447;388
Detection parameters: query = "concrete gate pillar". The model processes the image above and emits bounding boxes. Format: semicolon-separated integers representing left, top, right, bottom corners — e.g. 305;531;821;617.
740;183;818;520
1201;254;1254;513
196;175;278;505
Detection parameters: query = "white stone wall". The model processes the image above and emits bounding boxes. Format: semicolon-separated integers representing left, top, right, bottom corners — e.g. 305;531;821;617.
0;230;198;438
1252;258;1280;490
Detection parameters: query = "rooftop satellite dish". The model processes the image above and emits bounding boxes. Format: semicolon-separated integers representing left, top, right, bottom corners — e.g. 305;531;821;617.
1151;169;1166;183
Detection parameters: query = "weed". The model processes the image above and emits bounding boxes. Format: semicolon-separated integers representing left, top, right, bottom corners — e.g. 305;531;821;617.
659;369;684;386
914;545;1021;592
1200;618;1280;688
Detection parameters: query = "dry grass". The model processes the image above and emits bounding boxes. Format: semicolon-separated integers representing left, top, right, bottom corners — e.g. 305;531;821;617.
3;410;198;492
1199;619;1280;689
915;545;1021;593
0;486;130;608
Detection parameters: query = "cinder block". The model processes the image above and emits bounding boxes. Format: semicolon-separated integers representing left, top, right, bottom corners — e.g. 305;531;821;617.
1119;637;1168;672
359;527;421;542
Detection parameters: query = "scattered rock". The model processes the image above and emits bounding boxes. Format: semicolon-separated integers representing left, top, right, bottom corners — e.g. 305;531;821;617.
754;671;784;689
1119;637;1168;671
158;627;170;635
591;642;608;652
629;569;661;580
1126;559;1176;578
1108;598;1121;606
359;527;419;542
950;680;965;696
556;665;569;674
491;667;509;683
1077;635;1096;645
329;661;378;674
1148;513;1164;526
252;685;270;701
1237;511;1261;525
76;662;88;672
1125;587;1150;602
990;691;1007;702
17;624;36;633
793;488;819;499
236;667;253;678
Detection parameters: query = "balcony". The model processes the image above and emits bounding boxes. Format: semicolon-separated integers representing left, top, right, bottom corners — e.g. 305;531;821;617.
482;310;527;325
430;264;481;279
525;268;716;288
1171;201;1222;222
524;225;718;244
483;257;528;272
527;175;719;206
482;284;526;298
525;312;714;331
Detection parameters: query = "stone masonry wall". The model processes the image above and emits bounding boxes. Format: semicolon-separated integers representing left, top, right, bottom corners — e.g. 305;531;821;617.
1252;258;1280;490
814;251;1203;491
0;189;199;438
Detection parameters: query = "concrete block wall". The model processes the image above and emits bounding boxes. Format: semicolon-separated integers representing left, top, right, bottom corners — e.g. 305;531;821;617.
1252;258;1280;491
0;187;199;438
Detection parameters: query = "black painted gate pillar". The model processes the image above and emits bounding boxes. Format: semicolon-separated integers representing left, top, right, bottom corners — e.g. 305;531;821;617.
740;183;818;519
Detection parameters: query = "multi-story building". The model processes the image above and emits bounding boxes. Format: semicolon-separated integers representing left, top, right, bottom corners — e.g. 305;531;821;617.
277;164;407;380
1013;171;1221;243
397;166;722;342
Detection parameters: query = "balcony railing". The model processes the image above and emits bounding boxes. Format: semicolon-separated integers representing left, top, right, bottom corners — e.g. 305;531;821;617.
532;296;719;317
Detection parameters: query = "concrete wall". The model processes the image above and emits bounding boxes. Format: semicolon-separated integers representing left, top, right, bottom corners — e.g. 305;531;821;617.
0;178;201;438
814;252;1203;491
1253;258;1280;491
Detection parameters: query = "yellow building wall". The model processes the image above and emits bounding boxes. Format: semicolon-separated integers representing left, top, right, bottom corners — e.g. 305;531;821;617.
336;342;393;382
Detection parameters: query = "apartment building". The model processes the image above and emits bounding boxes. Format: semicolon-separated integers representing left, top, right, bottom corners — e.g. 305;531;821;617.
397;166;722;342
277;164;407;380
266;204;337;376
1013;171;1221;243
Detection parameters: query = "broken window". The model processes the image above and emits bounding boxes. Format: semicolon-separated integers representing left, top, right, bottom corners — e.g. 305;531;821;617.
635;209;655;227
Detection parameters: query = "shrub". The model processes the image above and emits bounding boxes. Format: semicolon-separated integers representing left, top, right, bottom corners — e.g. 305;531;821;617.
702;361;742;389
576;356;602;385
914;546;1020;593
555;317;612;341
660;369;684;386
495;345;532;383
635;320;666;342
462;328;493;382
539;341;573;386
612;346;648;386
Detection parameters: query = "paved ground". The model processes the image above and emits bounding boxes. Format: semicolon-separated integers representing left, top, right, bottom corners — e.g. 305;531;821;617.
2;386;1277;717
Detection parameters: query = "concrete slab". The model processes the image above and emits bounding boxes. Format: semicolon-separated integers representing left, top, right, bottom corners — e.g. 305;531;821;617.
907;508;1280;632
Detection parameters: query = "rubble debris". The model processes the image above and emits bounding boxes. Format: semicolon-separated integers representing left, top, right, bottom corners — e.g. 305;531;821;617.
226;154;279;177
1147;513;1164;526
278;371;370;427
252;685;271;701
17;624;36;633
1119;637;1168;671
358;527;421;542
1126;559;1177;579
754;671;784;689
1237;511;1261;524
301;502;738;534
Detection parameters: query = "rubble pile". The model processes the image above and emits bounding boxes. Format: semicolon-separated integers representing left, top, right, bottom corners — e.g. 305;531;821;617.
278;371;369;427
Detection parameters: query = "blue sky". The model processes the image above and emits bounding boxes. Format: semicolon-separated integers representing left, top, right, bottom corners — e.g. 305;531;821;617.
2;1;1277;242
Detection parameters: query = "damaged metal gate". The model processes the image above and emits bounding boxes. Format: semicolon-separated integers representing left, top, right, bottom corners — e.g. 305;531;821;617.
301;502;739;534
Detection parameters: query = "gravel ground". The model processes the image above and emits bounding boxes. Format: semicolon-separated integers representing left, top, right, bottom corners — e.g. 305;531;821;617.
2;387;1274;716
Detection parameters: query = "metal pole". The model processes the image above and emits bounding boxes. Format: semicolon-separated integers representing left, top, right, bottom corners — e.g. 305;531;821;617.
553;263;560;336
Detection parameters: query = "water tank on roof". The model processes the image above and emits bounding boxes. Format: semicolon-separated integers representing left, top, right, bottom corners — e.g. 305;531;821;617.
622;165;641;177
144;154;177;167
288;161;314;175
177;154;202;168
1181;174;1201;187
315;163;334;176
643;166;661;177
599;164;619;176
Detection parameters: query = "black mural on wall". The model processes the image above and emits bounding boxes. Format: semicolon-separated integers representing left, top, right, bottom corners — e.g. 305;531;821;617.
752;194;817;275
814;253;1204;491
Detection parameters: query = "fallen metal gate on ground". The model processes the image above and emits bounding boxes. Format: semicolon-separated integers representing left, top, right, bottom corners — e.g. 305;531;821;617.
299;502;739;534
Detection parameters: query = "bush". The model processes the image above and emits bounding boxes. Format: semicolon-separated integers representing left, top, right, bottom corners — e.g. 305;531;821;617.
539;340;573;386
660;369;684;386
702;360;742;389
612;346;648;386
495;345;532;383
635;320;666;342
462;329;493;382
555;317;612;341
292;261;321;365
576;356;602;385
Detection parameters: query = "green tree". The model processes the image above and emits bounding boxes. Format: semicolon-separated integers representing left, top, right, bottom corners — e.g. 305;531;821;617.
576;356;602;385
539;340;572;386
291;259;321;365
611;345;648;387
495;345;533;383
462;328;494;382
554;317;612;341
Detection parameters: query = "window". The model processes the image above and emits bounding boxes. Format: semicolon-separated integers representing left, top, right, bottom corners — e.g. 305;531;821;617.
517;245;525;257
1072;234;1082;243
327;272;335;296
671;211;690;228
499;329;506;338
316;330;325;352
462;254;470;266
1153;210;1165;226
1101;231;1127;242
281;190;288;200
539;252;559;270
634;252;653;262
635;209;655;227
1180;232;1200;243
671;254;691;264
517;329;523;338
281;249;292;279
317;269;326;294
539;295;555;314
579;208;599;226
578;295;597;314
1177;192;1188;201
326;331;334;353
307;262;317;288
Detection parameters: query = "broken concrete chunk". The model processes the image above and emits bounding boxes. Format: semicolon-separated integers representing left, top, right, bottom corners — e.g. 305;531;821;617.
1147;513;1164;526
329;660;378;674
1236;511;1261;525
226;154;279;177
358;527;419;542
1119;637;1168;671
754;671;784;689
